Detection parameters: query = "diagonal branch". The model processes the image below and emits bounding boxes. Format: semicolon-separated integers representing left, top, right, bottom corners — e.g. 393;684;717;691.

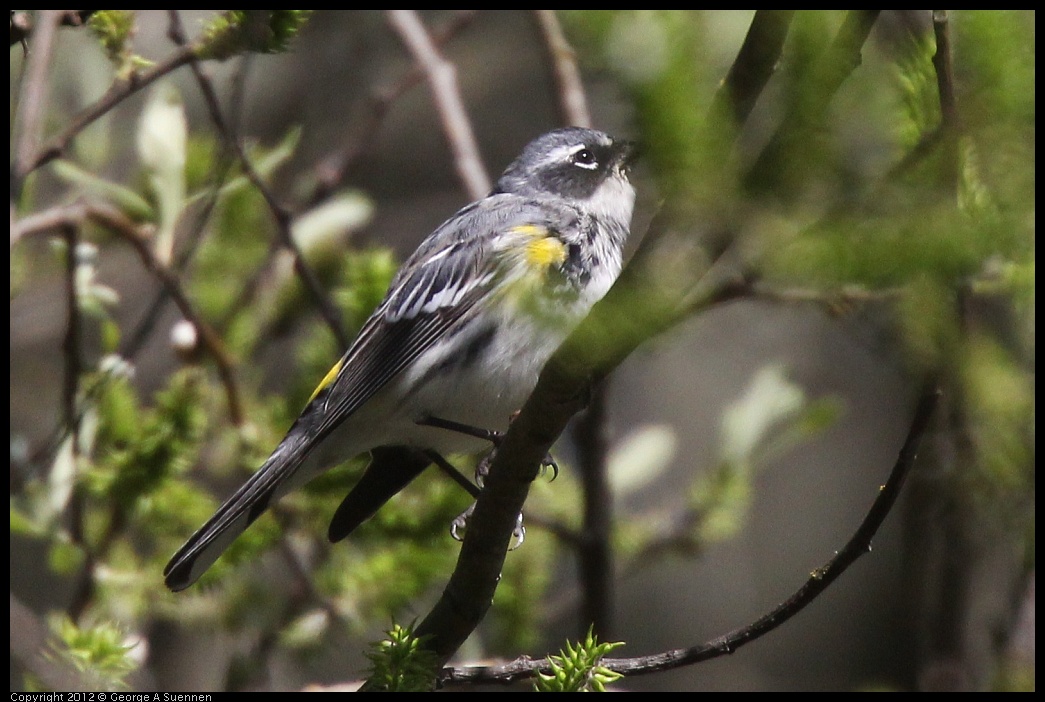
533;10;591;128
386;10;490;199
13;201;245;427
307;11;478;206
20;44;198;178
710;10;795;126
413;236;753;665
745;10;881;194
166;11;350;350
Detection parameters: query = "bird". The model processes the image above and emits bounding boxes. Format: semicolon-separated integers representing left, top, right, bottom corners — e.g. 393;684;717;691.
164;126;637;591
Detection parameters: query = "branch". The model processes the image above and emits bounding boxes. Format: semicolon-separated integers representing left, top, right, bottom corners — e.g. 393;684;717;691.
533;10;591;128
746;10;881;193
710;10;795;126
11;10;61;181
166;11;351;350
20;44;198;177
930;10;960;192
307;11;477;206
12;202;245;426
440;382;940;685
9;10;95;47
572;386;614;635
412;221;753;666
386;10;490;199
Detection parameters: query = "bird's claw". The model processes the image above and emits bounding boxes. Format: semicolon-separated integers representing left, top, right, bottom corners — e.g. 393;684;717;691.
510;512;526;550
539;454;559;481
450;503;473;542
450;503;525;549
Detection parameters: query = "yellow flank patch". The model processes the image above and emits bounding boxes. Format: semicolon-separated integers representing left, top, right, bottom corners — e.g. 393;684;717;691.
309;358;343;403
522;234;567;268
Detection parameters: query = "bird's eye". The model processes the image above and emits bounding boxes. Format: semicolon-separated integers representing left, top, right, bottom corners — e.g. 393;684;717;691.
572;148;597;168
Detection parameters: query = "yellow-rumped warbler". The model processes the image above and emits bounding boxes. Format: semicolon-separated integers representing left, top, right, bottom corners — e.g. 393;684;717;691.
164;127;636;591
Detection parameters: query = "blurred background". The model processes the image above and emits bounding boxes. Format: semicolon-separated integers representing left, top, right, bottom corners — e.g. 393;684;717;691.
10;11;1034;691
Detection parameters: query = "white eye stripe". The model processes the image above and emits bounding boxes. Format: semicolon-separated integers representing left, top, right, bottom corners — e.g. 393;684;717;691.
542;142;602;167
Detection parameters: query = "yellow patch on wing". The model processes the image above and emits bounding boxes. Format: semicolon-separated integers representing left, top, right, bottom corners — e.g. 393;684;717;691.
309;358;344;403
510;225;567;268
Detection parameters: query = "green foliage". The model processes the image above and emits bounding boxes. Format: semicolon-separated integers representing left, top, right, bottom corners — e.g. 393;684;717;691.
46;615;138;691
86;369;208;513
363;623;439;692
534;626;624;692
565;11;733;206
86;11;153;76
957;333;1035;521
696;367;838;543
197;11;313;60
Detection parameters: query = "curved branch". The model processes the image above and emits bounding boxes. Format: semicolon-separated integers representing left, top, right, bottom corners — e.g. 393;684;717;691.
439;382;940;685
12;202;245;426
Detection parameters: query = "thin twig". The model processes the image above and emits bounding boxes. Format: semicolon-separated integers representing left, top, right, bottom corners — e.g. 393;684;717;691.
118;151;239;360
22;45;198;177
439;383;940;685
87;203;246;426
60;223;82;446
14;201;246;426
308;11;477;205
930;10;960;192
533;10;591;128
386;10;490;199
166;10;351;350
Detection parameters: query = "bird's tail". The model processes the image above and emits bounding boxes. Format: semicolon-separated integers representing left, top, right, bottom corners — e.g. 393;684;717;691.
327;446;432;542
163;439;308;592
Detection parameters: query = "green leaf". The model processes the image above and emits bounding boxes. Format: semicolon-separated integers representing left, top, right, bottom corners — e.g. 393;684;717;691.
47;615;139;691
137;84;187;265
363;623;439;692
535;626;624;692
607;424;678;496
50;160;154;221
197;11;313;60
